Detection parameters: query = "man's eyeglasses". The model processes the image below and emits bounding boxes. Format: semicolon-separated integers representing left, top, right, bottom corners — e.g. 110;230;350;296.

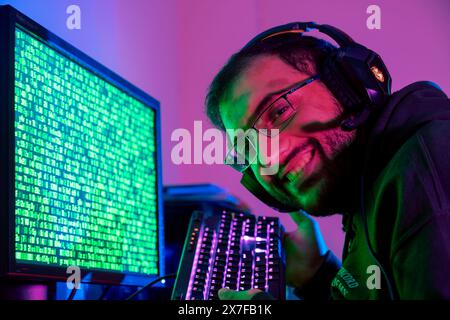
224;75;319;172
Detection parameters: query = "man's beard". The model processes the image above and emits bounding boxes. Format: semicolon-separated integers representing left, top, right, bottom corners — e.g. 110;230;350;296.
274;127;359;216
307;128;359;216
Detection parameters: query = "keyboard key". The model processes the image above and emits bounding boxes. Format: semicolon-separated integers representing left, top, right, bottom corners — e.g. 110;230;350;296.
240;271;252;277
214;260;226;267
192;285;204;292
268;274;279;281
224;283;237;290
255;266;267;272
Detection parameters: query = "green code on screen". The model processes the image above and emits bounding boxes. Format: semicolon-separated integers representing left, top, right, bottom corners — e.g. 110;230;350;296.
13;27;159;275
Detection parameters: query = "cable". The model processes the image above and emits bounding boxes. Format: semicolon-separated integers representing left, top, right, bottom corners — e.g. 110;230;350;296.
98;284;112;301
67;287;78;300
125;273;177;301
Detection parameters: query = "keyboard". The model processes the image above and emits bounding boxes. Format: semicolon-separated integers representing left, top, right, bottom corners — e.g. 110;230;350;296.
171;210;285;300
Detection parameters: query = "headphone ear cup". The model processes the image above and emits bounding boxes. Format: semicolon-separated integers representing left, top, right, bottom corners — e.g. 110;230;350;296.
240;169;299;213
321;44;392;129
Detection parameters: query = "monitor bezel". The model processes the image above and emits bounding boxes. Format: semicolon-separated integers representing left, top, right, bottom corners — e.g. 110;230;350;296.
0;5;165;287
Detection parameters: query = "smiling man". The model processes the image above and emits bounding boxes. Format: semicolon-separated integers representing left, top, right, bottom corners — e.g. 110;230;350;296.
218;51;357;216
206;23;450;299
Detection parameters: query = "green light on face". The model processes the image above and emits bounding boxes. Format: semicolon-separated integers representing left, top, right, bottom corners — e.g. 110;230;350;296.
13;28;159;275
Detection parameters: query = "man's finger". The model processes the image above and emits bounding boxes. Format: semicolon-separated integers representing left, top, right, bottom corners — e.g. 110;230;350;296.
218;288;262;300
218;288;237;300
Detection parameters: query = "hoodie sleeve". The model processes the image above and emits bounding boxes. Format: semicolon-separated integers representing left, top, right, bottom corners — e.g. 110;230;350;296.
293;250;341;300
386;122;450;299
391;211;450;299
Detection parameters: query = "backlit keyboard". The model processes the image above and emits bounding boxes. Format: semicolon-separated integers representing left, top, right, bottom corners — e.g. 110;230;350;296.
171;210;285;300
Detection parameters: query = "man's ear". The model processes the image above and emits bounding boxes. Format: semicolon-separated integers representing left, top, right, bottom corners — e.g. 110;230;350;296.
240;169;299;212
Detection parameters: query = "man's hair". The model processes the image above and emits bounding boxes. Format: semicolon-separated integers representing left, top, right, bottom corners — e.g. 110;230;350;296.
205;35;337;130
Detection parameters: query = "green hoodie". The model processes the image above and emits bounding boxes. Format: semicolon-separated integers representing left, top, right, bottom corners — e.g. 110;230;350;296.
301;82;450;300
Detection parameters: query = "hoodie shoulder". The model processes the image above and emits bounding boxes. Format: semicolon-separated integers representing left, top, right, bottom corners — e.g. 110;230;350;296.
392;81;447;100
366;80;450;247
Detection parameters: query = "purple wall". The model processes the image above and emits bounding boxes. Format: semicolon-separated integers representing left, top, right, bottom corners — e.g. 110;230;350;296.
2;0;449;257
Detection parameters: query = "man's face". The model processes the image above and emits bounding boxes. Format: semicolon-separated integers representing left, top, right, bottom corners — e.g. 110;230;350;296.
219;54;356;215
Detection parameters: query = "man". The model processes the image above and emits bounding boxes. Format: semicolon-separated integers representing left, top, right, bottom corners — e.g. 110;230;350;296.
205;23;450;299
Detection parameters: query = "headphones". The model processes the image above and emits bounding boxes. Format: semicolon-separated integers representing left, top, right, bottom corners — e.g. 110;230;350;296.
239;22;392;212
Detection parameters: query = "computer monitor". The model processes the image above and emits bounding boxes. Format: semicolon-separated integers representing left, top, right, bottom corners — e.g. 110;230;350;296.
0;5;164;286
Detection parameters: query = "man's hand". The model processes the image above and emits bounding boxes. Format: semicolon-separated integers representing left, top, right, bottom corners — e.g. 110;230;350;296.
283;210;329;288
218;288;263;300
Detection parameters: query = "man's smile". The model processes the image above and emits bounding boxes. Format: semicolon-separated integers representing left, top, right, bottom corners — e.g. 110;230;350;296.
276;142;317;185
283;147;316;183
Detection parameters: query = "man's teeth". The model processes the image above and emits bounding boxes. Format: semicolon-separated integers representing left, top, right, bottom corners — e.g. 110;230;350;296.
297;149;313;170
285;149;313;182
286;171;298;182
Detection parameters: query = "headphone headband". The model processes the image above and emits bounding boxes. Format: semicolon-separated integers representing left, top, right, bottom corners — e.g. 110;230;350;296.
243;22;356;51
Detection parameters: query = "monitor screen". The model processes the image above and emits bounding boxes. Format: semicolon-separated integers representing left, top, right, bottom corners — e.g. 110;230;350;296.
0;6;164;285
